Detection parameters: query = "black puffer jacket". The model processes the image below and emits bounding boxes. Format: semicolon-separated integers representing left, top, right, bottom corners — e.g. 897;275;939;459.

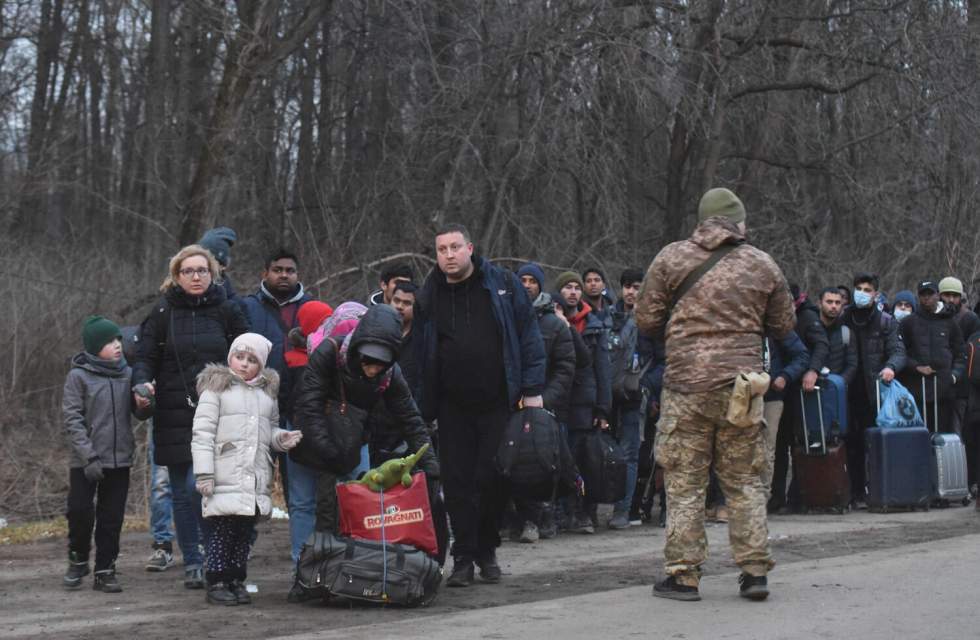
821;319;858;385
952;306;980;399
842;306;907;408
293;305;438;477
899;303;967;402
534;293;576;413
133;284;250;466
796;296;829;374
567;311;612;431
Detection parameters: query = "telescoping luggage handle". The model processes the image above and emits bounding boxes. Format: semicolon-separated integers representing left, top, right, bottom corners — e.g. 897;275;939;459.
799;385;828;454
921;375;940;434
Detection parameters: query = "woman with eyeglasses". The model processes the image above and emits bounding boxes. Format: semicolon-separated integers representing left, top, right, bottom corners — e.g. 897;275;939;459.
132;244;250;590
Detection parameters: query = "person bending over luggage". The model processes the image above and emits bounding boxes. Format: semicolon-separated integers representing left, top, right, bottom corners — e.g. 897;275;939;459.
292;304;440;542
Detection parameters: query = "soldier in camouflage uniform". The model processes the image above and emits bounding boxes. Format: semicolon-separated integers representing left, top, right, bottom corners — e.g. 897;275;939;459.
635;188;796;602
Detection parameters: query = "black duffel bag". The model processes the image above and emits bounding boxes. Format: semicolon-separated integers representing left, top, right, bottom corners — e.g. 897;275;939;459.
576;429;628;504
495;407;563;500
296;531;442;607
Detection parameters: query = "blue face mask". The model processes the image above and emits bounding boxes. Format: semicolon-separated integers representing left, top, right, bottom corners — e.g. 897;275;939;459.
853;290;873;308
894;309;911;321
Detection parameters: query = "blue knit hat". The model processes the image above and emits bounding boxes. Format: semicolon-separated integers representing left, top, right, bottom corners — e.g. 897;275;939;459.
893;290;917;310
199;227;237;267
517;263;546;290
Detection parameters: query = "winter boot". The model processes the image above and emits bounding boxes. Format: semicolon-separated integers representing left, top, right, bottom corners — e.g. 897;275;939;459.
63;552;90;589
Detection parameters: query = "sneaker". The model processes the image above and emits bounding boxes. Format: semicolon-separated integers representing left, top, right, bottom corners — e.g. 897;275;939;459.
287;578;311;603
184;567;205;590
652;575;701;601
738;573;769;601
228;580;252;605
63;552;90;589
93;568;122;593
572;515;594;535
145;548;175;572
446;559;475;587
206;582;239;606
519;522;539;543
476;551;502;583
608;511;630;530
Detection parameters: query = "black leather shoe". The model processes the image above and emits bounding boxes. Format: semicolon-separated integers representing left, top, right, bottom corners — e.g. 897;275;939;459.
93;568;122;593
206;582;239;606
476;551;502;583
738;573;769;601
229;580;252;604
653;575;701;601
446;559;475;587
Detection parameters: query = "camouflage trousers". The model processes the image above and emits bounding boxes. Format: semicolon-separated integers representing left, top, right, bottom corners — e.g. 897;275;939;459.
655;387;774;584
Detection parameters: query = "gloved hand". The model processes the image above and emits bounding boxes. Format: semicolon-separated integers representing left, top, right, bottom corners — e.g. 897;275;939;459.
276;430;303;450
83;458;104;483
195;474;215;497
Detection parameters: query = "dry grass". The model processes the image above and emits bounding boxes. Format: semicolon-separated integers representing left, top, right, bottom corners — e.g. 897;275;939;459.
0;516;149;546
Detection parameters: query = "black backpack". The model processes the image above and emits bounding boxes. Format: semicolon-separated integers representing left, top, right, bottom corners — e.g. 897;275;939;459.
576;430;627;504
495;407;562;500
967;331;980;385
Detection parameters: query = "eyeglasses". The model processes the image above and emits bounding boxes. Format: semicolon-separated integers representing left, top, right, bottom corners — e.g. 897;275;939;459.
179;268;211;278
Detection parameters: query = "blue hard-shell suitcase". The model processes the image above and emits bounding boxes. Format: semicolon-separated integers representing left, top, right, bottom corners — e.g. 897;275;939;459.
800;374;848;447
865;426;932;512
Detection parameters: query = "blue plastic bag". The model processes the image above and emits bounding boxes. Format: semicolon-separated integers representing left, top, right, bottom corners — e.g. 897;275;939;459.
876;379;924;429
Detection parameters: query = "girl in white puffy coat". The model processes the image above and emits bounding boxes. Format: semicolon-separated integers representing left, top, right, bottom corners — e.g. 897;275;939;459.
192;333;302;606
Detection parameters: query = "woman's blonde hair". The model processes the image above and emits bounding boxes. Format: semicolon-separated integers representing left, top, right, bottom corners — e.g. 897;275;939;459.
160;244;223;292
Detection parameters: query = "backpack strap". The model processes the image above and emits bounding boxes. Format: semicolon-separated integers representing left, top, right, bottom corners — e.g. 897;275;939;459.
670;242;742;310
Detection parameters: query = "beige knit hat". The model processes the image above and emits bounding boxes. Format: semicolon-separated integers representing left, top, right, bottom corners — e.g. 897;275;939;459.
228;333;273;368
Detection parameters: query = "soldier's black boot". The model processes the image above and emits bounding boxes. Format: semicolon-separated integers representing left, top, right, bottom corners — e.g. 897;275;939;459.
63;552;90;589
738;573;769;601
653;575;701;602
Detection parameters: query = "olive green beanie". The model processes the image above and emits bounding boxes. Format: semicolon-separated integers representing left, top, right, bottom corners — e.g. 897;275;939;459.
697;188;746;223
555;271;584;292
82;315;121;355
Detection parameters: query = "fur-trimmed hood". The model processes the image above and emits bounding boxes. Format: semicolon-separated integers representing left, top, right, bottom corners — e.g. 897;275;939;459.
196;363;280;398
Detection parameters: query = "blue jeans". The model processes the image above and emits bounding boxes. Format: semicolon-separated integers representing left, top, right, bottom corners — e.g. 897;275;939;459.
286;443;369;564
615;407;642;515
167;462;205;569
148;432;174;545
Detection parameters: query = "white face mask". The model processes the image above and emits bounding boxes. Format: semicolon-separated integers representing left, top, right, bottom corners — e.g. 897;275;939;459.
935;301;944;314
894;309;911;321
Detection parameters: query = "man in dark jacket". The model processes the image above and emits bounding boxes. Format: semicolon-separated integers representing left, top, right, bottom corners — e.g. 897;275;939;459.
899;280;967;433
556;271;613;534
510;263;576;542
415;224;545;587
239;249;313;408
607;268;658;530
368;263;413;306
791;285;829;392
764;331;809;503
939;277;980;438
841;272;906;505
199;227;239;301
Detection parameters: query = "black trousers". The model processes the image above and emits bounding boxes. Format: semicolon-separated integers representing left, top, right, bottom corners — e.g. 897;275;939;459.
205;515;256;585
66;467;130;571
438;399;509;561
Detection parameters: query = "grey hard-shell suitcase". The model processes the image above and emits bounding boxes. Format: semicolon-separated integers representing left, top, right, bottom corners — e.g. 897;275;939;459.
921;377;970;506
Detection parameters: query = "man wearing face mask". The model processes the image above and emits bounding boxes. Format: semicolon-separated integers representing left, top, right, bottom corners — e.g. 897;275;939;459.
897;281;967;434
892;291;916;322
841;273;906;506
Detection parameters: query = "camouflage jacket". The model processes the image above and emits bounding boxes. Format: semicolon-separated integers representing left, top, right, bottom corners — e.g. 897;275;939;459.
634;217;796;393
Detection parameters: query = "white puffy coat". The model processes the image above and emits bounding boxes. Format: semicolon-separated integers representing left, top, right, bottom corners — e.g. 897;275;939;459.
191;364;286;518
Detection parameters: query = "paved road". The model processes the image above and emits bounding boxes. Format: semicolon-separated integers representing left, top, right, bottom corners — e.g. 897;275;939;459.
2;506;977;639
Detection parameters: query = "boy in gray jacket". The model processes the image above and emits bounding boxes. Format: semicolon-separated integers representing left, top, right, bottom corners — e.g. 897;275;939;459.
62;316;152;592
